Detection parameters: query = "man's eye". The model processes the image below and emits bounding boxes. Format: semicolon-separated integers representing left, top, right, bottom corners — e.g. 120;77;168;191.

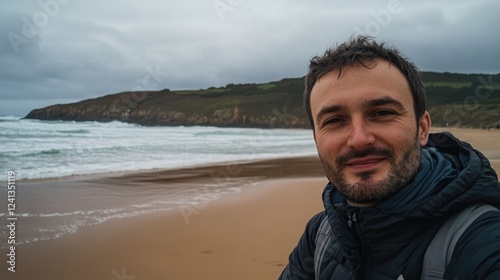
324;117;344;126
373;110;395;117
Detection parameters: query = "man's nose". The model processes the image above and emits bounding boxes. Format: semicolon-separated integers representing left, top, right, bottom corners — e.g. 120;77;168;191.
347;118;375;150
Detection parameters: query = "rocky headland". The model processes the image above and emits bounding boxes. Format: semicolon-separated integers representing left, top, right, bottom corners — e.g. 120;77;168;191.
25;73;500;129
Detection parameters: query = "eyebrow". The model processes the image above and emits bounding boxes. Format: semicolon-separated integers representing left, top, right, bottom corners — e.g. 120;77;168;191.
315;104;345;124
315;96;407;124
365;96;406;111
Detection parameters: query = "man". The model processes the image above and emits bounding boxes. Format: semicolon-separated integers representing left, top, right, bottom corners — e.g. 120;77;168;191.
279;36;500;279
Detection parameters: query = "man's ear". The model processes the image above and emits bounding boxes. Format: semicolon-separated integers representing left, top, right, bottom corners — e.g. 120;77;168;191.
418;111;431;146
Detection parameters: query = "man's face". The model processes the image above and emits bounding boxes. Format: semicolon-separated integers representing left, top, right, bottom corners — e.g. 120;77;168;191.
310;60;430;206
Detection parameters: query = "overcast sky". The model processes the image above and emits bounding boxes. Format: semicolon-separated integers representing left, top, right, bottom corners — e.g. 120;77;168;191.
1;0;499;116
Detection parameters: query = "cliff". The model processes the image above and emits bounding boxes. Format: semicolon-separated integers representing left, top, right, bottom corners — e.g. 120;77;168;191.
25;73;500;129
25;79;309;128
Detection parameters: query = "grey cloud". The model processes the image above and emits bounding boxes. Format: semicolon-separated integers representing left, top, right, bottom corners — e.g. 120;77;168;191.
1;0;499;117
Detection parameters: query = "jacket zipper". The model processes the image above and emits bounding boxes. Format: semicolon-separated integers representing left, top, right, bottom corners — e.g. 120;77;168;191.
348;210;371;280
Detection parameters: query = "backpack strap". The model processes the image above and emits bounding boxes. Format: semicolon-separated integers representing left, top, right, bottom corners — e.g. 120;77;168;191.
421;204;499;280
314;215;332;280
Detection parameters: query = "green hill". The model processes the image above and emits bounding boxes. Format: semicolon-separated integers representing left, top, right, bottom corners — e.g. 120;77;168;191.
25;72;500;129
423;72;500;128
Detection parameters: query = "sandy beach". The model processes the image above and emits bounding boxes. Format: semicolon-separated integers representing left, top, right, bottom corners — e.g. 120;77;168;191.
2;128;499;280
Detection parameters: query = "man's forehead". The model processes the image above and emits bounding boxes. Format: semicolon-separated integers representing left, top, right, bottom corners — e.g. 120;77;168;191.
310;60;413;115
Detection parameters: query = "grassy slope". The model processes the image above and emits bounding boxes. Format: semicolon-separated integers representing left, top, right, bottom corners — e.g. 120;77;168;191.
25;72;500;129
174;72;500;129
423;72;500;128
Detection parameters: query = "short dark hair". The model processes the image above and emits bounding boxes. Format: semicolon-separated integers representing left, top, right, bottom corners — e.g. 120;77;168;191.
304;36;426;128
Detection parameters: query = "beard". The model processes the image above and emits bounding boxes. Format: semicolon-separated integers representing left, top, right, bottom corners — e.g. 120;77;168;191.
319;135;421;205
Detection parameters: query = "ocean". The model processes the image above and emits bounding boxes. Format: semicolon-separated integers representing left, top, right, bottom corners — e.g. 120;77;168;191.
0;116;318;247
0;116;317;181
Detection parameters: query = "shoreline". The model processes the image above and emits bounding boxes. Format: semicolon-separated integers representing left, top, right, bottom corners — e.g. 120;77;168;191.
14;153;320;184
12;127;500;184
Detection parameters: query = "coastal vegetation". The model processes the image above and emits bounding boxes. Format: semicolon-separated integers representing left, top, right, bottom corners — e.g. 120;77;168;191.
25;72;500;129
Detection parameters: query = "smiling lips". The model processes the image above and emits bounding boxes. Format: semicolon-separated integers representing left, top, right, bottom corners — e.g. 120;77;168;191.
345;156;387;172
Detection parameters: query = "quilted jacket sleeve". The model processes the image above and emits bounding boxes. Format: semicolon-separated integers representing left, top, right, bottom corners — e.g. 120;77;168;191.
445;210;500;280
278;212;325;280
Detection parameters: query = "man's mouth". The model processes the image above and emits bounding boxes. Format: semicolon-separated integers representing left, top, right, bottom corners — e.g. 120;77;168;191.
345;156;386;172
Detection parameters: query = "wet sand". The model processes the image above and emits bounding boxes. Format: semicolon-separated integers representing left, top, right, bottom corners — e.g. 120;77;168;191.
3;157;327;280
1;128;499;280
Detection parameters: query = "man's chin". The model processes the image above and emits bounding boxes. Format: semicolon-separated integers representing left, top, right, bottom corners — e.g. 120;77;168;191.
345;170;384;184
336;176;394;205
